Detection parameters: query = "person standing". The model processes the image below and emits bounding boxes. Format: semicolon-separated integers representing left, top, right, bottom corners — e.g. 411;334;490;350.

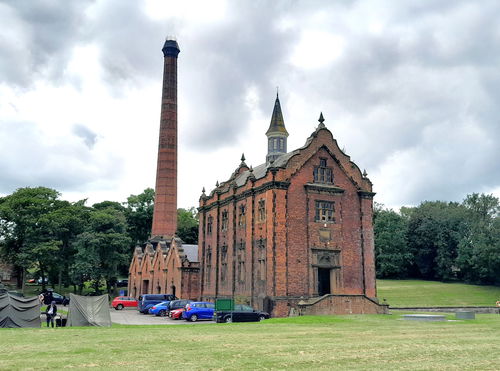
46;301;57;328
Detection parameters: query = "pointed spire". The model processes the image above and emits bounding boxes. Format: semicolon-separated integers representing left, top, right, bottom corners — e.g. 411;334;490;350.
216;180;219;187
202;187;206;194
241;153;246;162
266;93;288;136
318;112;325;129
249;165;253;172
362;169;368;177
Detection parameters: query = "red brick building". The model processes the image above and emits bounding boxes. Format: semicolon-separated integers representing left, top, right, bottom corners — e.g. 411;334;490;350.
128;238;199;299
198;96;387;317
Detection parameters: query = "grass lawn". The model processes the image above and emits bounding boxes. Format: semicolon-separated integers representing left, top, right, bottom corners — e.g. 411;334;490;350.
377;279;500;307
2;314;500;370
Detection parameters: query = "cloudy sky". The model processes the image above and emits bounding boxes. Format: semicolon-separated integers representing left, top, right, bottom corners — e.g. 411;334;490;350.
1;0;499;210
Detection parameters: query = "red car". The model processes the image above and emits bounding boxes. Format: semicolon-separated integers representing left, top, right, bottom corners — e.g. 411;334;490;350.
169;308;184;319
112;296;138;310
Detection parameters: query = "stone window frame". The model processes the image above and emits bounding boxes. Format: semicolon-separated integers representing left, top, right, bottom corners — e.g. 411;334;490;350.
207;215;213;235
220;243;228;282
313;157;334;184
256;238;266;281
221;209;229;231
315;200;336;223
237;240;246;282
205;246;212;285
238;204;246;228
257;199;266;222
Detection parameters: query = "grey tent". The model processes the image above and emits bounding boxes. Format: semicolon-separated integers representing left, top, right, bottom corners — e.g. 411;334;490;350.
67;293;111;327
0;292;41;328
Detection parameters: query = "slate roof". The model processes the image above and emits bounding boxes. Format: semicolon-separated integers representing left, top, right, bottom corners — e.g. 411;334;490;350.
182;244;199;263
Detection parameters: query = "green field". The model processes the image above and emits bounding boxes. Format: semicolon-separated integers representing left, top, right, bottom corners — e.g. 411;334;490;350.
377;279;500;307
2;314;500;370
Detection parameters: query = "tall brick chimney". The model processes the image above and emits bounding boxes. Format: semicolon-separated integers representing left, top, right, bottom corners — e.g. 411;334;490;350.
151;39;180;238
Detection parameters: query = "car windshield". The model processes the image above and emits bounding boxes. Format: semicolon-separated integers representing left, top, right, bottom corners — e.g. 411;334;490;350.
157;301;169;306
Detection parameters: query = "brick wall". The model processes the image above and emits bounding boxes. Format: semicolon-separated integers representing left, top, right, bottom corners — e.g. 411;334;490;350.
198;126;378;317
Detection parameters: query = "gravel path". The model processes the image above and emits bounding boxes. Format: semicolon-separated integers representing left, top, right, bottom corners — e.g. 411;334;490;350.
110;308;215;325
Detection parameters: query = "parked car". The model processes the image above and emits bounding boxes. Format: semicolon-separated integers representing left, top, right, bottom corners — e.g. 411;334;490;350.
148;301;171;316
50;292;69;306
169;308;184;320
167;299;192;314
112;296;138;310
182;301;215;322
138;294;177;314
214;304;269;323
116;279;128;287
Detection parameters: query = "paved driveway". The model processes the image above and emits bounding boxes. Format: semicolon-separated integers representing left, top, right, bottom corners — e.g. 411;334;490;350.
110;308;215;325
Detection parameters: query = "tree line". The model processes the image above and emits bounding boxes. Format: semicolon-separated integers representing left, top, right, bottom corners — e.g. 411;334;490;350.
374;193;500;285
0;187;198;294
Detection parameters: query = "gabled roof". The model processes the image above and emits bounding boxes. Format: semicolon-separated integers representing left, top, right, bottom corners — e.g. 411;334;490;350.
206;120;372;197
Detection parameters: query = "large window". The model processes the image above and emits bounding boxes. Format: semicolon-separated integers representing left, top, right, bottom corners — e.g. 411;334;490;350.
315;201;335;222
313;158;333;184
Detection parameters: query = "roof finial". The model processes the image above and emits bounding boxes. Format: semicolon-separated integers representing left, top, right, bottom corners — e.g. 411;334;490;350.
216;180;219;187
241;153;246;162
276;86;279;99
363;169;368;177
202;187;206;194
318;112;325;129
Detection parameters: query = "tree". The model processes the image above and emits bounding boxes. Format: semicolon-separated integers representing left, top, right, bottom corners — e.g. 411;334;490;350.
40;200;89;291
406;201;468;280
177;207;198;244
124;188;155;247
70;205;131;294
0;187;63;291
457;193;500;284
373;208;411;278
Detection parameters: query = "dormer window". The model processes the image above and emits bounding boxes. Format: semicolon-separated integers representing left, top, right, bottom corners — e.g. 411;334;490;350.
314;158;333;184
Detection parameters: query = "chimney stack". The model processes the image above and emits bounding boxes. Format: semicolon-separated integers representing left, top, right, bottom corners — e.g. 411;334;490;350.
151;39;180;238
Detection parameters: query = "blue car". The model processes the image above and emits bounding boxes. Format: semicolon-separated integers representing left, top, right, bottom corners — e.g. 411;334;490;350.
148;301;171;316
138;294;177;314
182;302;215;322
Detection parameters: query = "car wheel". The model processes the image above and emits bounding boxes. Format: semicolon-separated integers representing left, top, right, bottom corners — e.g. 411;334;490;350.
117;304;124;310
259;315;266;321
225;316;232;323
157;309;165;317
190;314;198;322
